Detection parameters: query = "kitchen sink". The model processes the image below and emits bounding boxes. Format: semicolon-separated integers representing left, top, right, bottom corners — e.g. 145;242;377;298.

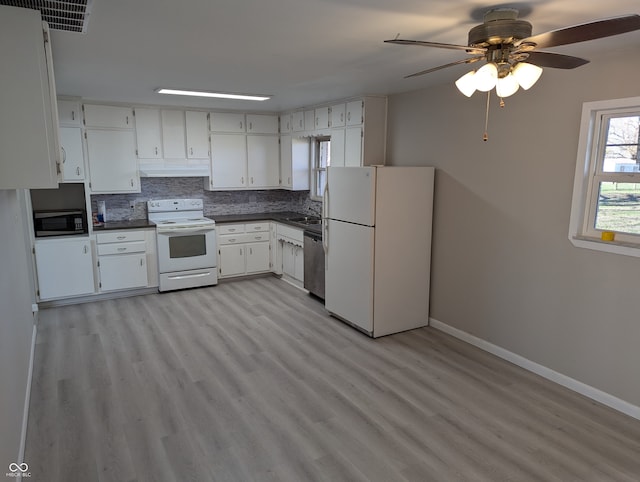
286;217;322;225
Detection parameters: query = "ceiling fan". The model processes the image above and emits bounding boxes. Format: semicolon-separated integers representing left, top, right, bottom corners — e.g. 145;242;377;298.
385;8;640;139
386;8;640;79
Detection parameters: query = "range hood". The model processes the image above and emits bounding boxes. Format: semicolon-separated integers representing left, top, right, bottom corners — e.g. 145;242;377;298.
138;162;210;178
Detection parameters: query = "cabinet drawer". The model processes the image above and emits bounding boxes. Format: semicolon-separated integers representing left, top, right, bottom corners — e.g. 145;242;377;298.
276;224;304;244
84;104;134;129
218;234;250;245
217;224;245;235
245;232;269;243
96;231;146;244
97;241;146;255
245;222;269;233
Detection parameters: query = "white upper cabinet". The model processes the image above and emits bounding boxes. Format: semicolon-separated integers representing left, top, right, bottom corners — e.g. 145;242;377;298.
280;113;292;134
86;129;139;193
58;99;82;126
59;127;85;181
315;106;330;130
292;111;305;132
209;134;248;189
330;128;345;167
246;114;279;134
0;6;60;189
134;107;162;159
247;135;280;188
331;103;346;128
185;111;210;158
346;100;364;125
84;104;133;129
280;135;310;190
304;110;315;134
161;110;186;159
210;112;246;133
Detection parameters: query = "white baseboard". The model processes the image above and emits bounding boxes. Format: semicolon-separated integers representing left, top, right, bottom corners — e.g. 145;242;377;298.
17;323;37;478
429;318;640;421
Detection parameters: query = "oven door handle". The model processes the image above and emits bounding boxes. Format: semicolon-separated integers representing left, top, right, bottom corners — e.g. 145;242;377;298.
157;226;216;235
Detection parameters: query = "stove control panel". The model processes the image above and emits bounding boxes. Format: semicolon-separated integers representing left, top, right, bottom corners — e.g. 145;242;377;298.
148;199;203;212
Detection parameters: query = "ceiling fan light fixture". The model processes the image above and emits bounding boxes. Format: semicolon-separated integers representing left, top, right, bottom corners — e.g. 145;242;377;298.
474;62;498;92
496;72;520;98
512;62;543;90
455;70;477;97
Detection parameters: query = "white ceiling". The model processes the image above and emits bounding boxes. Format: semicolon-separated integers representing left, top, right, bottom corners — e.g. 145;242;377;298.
49;0;640;112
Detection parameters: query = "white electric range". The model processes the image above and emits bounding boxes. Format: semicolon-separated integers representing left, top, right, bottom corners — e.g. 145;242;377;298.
147;199;217;292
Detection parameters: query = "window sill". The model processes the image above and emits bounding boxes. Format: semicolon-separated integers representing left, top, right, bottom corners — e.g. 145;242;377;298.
570;235;640;258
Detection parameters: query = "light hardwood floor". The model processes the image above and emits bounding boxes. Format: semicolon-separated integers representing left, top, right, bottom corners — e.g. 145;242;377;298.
25;276;640;481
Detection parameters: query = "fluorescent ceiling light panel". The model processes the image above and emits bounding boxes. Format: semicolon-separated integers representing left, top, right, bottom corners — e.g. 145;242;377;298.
155;88;270;101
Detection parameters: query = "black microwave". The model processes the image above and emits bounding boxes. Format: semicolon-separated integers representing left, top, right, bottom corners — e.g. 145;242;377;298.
33;209;88;237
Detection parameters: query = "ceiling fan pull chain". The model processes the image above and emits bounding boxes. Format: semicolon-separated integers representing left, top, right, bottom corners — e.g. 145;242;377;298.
483;91;491;142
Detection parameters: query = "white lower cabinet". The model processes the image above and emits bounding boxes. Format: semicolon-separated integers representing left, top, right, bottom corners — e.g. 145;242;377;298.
217;222;271;278
35;238;95;300
275;223;304;287
96;230;149;291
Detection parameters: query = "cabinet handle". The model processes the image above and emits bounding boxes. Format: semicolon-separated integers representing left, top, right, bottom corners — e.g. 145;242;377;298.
240;121;243;130
341;113;344;122
83;245;88;254
117;247;127;251
241;176;244;184
249;248;253;255
249;122;253;130
250;177;254;184
229;238;236;242
61;146;66;163
228;228;236;232
254;226;261;230
155;147;158;155
76;167;81;176
190;147;194;155
126;115;129;125
240;248;243;256
316;117;319;126
130;179;134;187
347;112;351;122
71;111;75;121
117;236;126;240
254;236;262;240
140;259;144;266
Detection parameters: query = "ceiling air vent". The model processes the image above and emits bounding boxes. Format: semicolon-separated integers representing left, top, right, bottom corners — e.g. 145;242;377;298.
0;0;93;33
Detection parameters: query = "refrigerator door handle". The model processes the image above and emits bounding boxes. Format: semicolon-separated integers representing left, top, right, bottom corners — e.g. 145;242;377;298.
322;182;329;255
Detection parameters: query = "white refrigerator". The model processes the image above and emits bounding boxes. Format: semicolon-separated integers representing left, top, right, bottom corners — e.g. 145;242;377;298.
323;166;435;337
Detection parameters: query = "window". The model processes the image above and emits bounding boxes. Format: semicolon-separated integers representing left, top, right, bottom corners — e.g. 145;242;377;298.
569;96;640;257
310;136;330;201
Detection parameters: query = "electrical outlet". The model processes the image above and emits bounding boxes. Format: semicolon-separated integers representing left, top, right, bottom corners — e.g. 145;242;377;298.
129;201;135;209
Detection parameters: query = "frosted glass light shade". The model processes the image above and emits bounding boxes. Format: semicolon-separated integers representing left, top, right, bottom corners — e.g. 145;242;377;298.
512;62;543;90
474;63;498;92
496;73;520;98
455;70;477;97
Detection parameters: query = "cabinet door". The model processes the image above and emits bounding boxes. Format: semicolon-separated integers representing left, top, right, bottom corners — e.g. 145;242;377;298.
291;137;310;191
210;112;245;133
86;129;139;193
346;100;363;126
247;136;280;188
247;114;279;134
99;253;148;291
210;134;247;188
219;245;246;277
84;104;133;129
246;242;270;274
344;127;363;167
315;107;330;130
35;239;95;300
185;111;210;158
280;135;293;188
330;128;345;167
135;107;162;159
331;103;346;128
58;100;82;126
59;127;85;181
279;114;292;134
292;111;304;132
161;110;186;159
304;110;315;133
294;245;304;282
282;243;296;279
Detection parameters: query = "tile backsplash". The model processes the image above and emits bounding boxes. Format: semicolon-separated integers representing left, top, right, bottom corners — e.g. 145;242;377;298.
91;177;322;222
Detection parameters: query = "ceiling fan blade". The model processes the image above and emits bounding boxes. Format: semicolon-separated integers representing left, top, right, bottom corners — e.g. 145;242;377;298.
517;14;640;49
404;56;484;78
384;39;485;54
522;51;590;69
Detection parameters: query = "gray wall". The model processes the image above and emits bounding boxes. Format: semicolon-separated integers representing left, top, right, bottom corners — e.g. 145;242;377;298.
386;45;640;407
0;190;36;469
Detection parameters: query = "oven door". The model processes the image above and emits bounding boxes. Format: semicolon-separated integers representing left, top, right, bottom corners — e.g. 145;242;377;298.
157;226;217;274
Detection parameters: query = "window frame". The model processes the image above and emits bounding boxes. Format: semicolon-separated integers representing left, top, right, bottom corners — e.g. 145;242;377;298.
569;96;640;257
310;136;330;202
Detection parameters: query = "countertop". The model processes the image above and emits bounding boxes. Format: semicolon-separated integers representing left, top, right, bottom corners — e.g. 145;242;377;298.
93;212;322;235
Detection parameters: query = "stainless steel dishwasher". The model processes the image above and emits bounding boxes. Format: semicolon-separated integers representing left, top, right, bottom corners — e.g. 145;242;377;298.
303;229;325;300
